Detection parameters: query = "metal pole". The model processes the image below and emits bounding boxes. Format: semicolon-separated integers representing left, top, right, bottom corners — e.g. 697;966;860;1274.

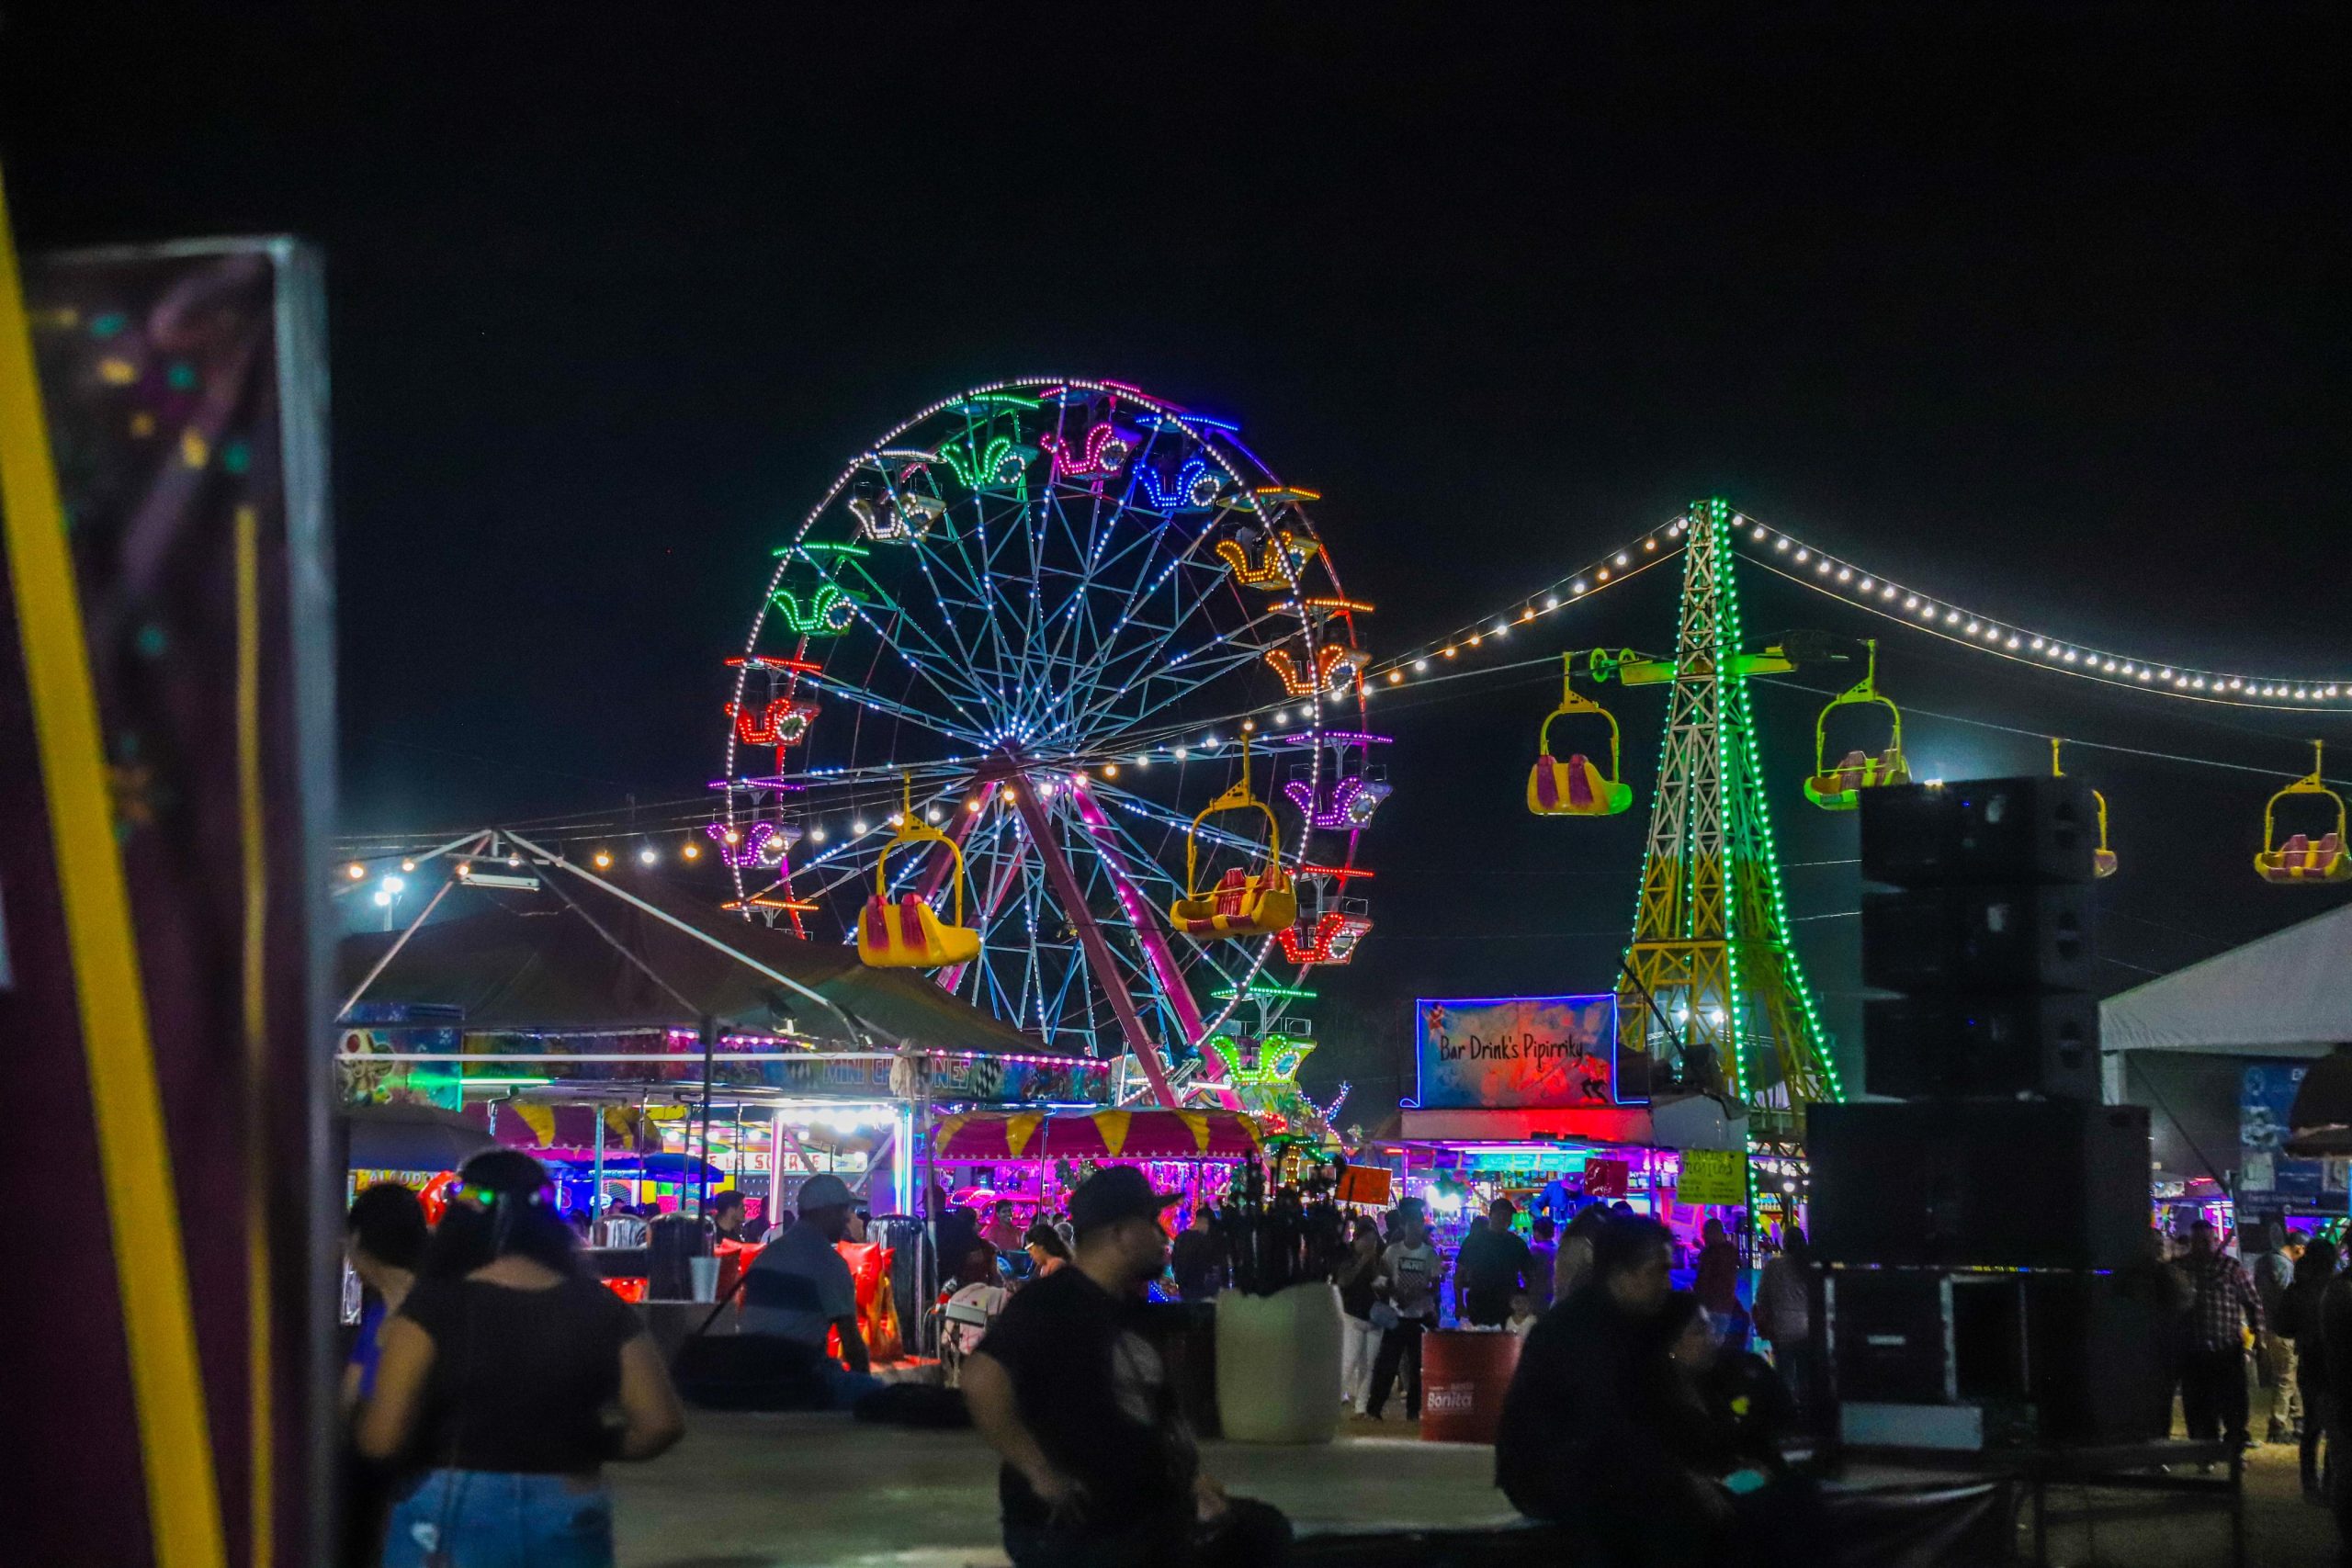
695;1015;717;1222
591;1107;606;1241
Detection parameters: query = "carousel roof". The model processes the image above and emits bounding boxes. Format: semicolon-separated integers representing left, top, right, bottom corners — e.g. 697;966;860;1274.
337;861;1066;1057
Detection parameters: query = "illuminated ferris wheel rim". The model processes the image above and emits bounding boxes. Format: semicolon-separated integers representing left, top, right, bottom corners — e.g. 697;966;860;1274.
716;377;1374;1070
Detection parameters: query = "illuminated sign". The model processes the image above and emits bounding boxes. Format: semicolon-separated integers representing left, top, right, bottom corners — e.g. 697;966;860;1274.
1412;993;1616;1110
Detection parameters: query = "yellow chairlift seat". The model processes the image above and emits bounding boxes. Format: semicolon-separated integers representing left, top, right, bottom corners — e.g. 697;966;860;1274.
858;781;983;968
1169;738;1297;940
1528;656;1634;817
2256;740;2352;886
2050;739;2117;879
1804;639;1909;811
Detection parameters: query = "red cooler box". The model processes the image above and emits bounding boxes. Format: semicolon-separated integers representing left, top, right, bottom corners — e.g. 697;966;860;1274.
1419;1329;1521;1444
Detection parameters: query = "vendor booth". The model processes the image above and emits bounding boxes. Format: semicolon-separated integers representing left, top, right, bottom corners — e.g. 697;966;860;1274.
335;852;1113;1358
1389;993;1767;1270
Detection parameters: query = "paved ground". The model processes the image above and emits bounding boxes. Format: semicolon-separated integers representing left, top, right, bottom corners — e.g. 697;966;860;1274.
611;1411;2339;1567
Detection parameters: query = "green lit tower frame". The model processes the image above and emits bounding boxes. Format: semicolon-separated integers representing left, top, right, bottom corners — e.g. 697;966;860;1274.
1615;499;1845;1144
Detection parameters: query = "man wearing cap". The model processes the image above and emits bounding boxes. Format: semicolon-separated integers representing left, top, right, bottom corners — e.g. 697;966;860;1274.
740;1172;884;1407
965;1167;1291;1567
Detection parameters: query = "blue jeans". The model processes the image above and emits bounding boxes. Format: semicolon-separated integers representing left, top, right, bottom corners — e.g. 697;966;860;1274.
383;1470;613;1568
820;1360;888;1409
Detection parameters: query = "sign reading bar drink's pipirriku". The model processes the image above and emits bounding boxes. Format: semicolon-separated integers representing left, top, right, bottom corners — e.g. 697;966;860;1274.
1413;994;1617;1109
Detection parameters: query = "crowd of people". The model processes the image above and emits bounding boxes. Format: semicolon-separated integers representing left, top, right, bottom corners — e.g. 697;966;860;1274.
339;1156;2352;1568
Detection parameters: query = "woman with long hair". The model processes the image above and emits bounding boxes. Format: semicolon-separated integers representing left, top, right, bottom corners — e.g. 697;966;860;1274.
1021;1222;1070;1279
357;1149;684;1567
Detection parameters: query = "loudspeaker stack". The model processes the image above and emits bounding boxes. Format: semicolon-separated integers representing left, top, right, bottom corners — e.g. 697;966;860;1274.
1810;777;2165;1449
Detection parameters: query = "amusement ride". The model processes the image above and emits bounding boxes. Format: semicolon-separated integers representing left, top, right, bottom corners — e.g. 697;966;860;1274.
713;378;1383;1112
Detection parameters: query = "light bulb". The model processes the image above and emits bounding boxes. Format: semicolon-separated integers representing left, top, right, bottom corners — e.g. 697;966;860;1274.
456;862;473;877
594;850;613;868
372;889;391;908
345;863;368;880
683;841;701;859
506;853;521;867
380;874;405;894
400;858;417;873
967;798;985;813
851;820;868;836
809;827;828;843
639;847;659;864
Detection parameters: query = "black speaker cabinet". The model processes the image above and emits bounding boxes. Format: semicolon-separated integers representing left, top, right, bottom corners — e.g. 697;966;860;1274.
1860;776;2101;886
1828;1267;2171;1443
1860;885;2095;993
1863;993;2101;1100
1808;1100;2150;1269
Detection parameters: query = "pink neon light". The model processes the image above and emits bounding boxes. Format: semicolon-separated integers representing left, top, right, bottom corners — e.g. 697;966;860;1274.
1039;423;1134;479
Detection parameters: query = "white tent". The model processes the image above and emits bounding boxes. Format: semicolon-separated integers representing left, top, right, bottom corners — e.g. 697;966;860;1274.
2101;900;2352;1102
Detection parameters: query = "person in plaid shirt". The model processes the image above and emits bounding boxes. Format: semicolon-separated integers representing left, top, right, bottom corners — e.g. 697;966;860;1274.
2182;1221;2265;1448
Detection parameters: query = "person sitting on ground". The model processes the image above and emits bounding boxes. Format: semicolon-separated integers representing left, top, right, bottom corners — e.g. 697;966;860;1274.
1456;1198;1535;1327
1498;1217;1732;1568
739;1172;887;1407
356;1150;684;1568
965;1167;1292;1568
1023;1223;1071;1279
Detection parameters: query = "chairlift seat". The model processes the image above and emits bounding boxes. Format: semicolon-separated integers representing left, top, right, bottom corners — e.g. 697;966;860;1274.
858;894;982;968
1170;864;1297;939
1529;751;1634;817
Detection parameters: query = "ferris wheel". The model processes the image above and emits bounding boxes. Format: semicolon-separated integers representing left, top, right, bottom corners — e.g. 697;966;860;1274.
715;378;1380;1104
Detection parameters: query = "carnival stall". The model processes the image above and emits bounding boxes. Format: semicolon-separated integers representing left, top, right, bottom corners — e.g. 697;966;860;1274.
1390;993;1761;1283
929;1107;1269;1227
335;857;1112;1343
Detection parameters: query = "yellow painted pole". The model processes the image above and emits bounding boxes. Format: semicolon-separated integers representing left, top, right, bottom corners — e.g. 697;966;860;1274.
0;169;229;1568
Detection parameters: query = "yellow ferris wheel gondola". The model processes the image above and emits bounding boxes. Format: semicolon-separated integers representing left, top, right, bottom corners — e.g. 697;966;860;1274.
857;778;982;968
2048;739;2117;879
2255;740;2351;886
1169;734;1297;940
1803;638;1909;811
1528;654;1634;817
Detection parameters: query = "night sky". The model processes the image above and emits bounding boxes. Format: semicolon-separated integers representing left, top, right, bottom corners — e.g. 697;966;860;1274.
6;6;2348;1111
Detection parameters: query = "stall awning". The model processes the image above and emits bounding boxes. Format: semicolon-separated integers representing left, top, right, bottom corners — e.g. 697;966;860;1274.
2100;901;2352;1059
1396;1106;1656;1145
932;1109;1265;1160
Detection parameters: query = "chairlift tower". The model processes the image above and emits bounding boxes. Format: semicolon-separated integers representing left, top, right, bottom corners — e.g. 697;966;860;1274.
1617;500;1844;1143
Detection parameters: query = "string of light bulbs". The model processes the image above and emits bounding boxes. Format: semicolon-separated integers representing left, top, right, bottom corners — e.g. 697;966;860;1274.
1370;504;2352;711
1366;521;1691;683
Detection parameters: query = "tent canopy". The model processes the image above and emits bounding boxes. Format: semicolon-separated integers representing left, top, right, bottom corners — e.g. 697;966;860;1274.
2100;901;2352;1060
338;862;1067;1057
932;1109;1264;1161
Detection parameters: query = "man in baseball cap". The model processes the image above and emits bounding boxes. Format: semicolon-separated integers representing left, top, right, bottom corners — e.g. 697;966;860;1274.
740;1171;884;1406
965;1166;1291;1565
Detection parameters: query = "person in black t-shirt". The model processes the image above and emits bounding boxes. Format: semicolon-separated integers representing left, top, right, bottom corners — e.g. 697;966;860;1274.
966;1167;1291;1568
1455;1198;1534;1326
357;1150;685;1568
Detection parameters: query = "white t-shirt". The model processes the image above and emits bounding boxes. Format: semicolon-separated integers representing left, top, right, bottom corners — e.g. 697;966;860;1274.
1380;1240;1443;1320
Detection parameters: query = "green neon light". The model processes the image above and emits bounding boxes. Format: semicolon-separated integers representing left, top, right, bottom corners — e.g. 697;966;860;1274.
1209;982;1319;1001
463;1075;554;1086
770;582;864;637
936;434;1032;491
769;540;872;558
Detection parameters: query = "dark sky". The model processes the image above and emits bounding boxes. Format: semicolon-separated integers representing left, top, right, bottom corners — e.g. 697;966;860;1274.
6;6;2348;1108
